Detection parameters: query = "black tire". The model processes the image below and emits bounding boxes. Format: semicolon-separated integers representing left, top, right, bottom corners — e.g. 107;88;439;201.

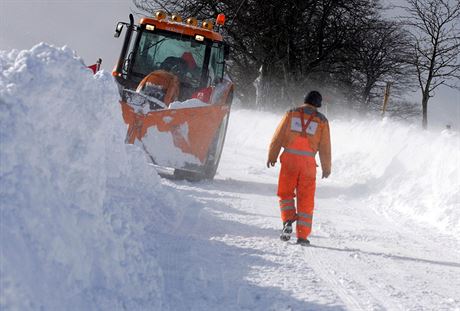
172;168;202;181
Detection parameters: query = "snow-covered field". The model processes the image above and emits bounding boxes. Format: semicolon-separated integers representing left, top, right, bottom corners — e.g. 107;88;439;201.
1;44;459;310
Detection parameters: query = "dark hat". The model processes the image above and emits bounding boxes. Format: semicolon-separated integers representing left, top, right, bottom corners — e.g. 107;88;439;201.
304;91;322;107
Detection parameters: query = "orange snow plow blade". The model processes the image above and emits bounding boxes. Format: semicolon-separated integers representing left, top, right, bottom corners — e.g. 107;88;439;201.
121;100;230;174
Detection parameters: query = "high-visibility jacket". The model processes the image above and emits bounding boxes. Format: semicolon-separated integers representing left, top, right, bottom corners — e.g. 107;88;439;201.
270;104;331;239
136;70;180;106
268;104;331;174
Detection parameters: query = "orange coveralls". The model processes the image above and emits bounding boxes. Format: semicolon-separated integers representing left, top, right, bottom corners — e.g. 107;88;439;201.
268;104;331;240
136;70;180;106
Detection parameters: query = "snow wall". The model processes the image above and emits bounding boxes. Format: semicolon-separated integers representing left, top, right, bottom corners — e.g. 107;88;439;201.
0;44;183;310
330;118;459;235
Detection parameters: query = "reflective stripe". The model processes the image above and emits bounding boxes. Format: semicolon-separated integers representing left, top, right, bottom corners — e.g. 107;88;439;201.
284;148;315;157
280;199;295;205
298;212;313;219
280;205;296;211
297;220;312;228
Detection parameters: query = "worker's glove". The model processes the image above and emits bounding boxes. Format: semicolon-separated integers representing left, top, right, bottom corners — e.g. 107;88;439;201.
322;170;331;179
266;160;276;168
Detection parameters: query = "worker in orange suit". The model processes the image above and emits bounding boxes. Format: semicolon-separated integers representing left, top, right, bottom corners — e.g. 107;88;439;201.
136;70;180;106
267;91;331;246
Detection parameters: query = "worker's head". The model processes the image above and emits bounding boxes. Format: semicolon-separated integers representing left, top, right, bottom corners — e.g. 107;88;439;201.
161;57;188;76
304;91;322;108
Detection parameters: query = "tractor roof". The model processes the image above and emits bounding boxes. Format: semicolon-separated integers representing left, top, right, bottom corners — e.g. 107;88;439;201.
140;17;223;42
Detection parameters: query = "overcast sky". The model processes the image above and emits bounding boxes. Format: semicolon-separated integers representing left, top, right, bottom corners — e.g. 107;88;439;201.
1;0;458;128
1;0;133;71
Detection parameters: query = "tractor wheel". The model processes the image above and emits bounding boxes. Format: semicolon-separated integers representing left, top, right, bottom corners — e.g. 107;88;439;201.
172;168;202;181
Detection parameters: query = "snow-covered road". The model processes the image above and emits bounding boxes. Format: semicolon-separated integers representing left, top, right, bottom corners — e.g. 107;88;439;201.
156;110;460;310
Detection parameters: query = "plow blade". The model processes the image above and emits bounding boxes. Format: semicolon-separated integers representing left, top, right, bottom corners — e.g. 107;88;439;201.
121;101;230;179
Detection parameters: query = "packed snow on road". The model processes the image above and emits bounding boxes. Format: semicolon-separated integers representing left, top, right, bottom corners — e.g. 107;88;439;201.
1;44;459;310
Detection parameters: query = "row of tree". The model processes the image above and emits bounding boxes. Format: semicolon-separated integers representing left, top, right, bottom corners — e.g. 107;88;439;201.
134;0;459;128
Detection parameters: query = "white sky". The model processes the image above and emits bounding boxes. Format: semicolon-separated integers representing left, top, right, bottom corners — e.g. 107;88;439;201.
0;0;134;71
1;0;458;129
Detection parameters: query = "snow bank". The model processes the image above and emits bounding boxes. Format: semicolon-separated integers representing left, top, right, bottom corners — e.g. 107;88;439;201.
330;118;460;236
169;98;207;109
0;44;176;310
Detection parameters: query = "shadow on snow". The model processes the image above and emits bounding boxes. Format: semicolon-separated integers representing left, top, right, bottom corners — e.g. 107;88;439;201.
146;178;345;311
310;244;460;269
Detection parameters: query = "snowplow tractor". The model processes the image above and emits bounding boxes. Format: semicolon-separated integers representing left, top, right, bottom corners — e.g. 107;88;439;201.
113;13;233;180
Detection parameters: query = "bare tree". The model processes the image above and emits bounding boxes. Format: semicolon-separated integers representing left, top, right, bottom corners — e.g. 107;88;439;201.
132;0;417;112
349;19;413;112
404;0;460;129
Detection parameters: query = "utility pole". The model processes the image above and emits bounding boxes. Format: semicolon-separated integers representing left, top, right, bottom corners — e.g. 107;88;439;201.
381;82;392;117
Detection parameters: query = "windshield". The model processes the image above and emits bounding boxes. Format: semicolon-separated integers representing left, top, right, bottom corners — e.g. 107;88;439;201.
132;30;206;88
131;29;225;90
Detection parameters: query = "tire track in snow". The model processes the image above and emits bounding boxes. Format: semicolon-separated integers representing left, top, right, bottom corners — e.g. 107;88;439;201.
299;245;370;311
311;199;460;310
305;213;405;310
304;242;406;311
182;177;395;308
211;235;349;309
165;175;460;310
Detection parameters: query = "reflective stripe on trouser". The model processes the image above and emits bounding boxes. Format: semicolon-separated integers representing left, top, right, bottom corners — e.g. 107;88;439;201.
279;199;296;222
297;212;313;238
277;148;316;239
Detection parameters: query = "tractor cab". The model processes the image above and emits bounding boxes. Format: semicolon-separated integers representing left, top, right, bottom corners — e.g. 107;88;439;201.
113;13;229;106
113;12;233;180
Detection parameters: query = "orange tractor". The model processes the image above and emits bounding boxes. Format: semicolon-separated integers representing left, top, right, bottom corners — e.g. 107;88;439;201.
113;12;233;180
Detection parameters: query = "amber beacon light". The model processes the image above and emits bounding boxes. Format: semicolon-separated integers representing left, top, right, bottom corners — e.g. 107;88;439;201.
186;17;198;26
202;20;214;30
171;14;183;22
155;11;167;20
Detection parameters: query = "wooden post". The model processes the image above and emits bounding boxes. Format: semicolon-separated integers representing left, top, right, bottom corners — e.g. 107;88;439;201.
381;82;392;117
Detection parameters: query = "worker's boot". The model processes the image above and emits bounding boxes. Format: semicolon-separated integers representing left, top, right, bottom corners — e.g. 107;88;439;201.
296;238;310;246
280;220;294;241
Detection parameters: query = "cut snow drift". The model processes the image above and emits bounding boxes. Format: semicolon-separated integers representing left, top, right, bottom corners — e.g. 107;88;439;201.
331;118;460;235
0;43;180;310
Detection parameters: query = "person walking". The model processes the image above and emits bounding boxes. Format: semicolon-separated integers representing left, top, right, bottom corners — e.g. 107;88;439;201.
267;91;331;245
